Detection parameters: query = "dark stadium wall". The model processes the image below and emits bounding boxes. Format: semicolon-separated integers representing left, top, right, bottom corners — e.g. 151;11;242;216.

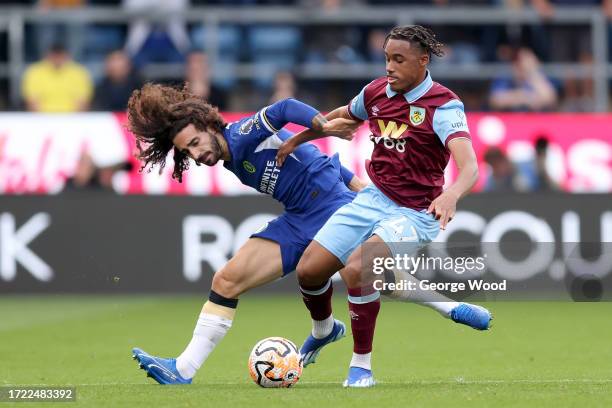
0;194;610;296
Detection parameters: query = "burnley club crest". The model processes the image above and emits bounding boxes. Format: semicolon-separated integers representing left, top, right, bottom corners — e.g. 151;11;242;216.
409;106;426;126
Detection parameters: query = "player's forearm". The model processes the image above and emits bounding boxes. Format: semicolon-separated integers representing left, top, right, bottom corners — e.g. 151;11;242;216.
288;115;329;146
292;106;352;145
276;105;360;168
273;98;322;130
284;105;351;146
445;160;478;200
325;106;352;121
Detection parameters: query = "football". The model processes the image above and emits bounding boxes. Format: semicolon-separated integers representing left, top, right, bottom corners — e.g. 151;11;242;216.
248;337;303;388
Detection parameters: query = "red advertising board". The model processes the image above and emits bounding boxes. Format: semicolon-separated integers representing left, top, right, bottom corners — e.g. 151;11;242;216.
0;112;610;194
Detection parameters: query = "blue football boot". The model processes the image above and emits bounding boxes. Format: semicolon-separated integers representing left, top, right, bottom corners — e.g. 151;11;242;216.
343;366;376;388
300;319;346;367
132;347;192;385
450;303;492;331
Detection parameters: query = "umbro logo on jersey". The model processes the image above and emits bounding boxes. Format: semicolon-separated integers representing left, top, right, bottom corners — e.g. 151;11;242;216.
371;105;380;116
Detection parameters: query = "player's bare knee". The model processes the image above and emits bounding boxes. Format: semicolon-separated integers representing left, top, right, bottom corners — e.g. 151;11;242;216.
297;244;343;287
296;256;317;287
340;260;363;288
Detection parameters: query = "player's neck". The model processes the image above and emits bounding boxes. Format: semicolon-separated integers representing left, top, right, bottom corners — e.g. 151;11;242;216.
218;134;232;161
399;70;427;94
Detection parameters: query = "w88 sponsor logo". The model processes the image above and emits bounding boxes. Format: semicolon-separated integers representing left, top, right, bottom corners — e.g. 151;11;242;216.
371;135;407;153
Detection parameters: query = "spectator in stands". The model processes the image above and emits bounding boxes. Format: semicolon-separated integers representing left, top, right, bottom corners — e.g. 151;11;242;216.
529;135;560;191
506;0;612;64
528;0;611;62
431;0;498;64
489;47;557;111
123;0;191;67
64;151;103;191
184;51;227;110
22;43;93;112
92;50;143;112
64;150;128;192
366;28;386;62
301;0;365;65
269;71;296;103
482;147;523;192
560;54;595;112
35;0;85;61
525;0;605;111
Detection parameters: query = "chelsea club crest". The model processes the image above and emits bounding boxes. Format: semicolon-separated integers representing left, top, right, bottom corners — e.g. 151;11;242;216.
239;118;254;135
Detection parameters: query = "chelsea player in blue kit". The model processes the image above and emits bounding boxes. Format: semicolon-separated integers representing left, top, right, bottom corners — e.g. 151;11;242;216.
126;83;362;384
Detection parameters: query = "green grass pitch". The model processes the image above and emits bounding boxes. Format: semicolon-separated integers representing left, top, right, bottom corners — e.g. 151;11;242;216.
1;295;612;407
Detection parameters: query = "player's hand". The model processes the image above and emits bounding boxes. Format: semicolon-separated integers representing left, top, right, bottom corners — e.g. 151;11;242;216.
427;190;459;230
322;118;361;140
276;139;297;167
348;176;368;192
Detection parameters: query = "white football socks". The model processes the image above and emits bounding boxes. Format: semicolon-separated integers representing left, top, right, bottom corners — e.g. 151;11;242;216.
385;289;459;317
312;315;334;339
421;301;460;317
381;269;460;317
350;352;372;370
176;313;233;379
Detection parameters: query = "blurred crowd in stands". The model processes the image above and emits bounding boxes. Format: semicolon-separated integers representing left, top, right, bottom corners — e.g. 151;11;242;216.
482;136;559;193
0;0;603;192
0;0;610;113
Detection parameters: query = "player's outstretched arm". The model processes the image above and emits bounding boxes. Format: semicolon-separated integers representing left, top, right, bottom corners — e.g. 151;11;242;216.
427;138;478;230
276;105;362;167
262;98;355;138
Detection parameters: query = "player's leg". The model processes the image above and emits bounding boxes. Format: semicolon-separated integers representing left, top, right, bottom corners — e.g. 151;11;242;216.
375;207;492;330
338;199;442;387
382;265;492;330
296;188;381;365
296;241;347;365
133;237;283;384
298;240;344;336
339;234;388;388
175;237;283;379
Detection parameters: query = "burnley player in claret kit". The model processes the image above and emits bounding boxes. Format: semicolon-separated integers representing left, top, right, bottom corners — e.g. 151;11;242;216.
277;25;492;387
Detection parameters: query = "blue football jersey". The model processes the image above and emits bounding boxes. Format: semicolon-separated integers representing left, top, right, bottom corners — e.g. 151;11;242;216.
222;100;353;212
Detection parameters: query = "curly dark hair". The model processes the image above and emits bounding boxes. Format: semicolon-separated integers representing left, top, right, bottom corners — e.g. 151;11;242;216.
384;25;445;58
126;83;227;182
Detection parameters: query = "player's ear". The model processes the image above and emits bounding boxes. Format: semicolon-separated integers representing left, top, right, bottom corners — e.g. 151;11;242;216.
419;52;429;67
